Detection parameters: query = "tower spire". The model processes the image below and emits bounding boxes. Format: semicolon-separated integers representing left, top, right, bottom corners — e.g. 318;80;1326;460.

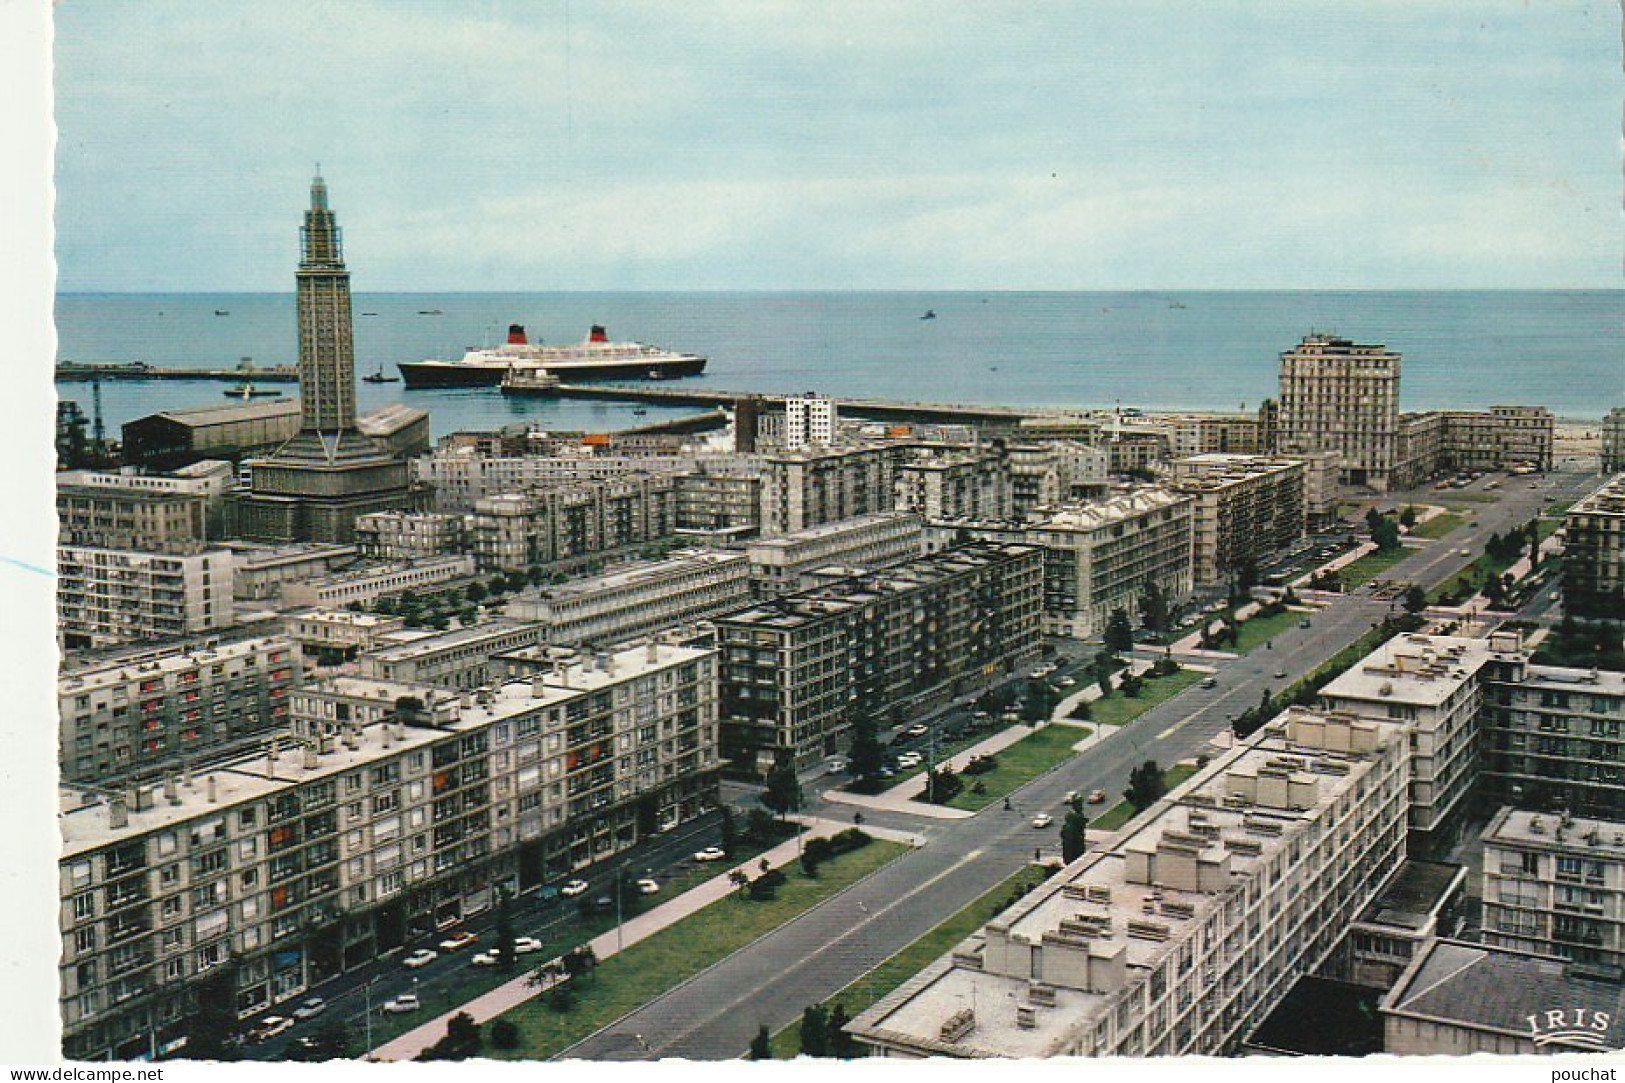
295;171;355;432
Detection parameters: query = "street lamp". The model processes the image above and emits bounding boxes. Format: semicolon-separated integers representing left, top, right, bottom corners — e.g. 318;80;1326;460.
362;975;382;1058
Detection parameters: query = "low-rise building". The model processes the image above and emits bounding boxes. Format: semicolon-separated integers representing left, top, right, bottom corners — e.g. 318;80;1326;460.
847;707;1409;1057
57;545;236;650
716;542;1042;773
744;512;925;597
283;608;407;665
503;550;751;647
278;555;479;610
57;635;301;784
1381;938;1625;1055
57;641;719;1061
1481;806;1625;971
221;542;359;602
1562;473;1625;619
357;619;547;690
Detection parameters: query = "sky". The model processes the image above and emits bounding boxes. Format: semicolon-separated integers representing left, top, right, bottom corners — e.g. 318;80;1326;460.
48;2;1625;291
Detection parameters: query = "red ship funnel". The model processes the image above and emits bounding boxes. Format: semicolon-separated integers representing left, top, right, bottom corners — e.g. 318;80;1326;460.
507;324;528;345
589;325;608;343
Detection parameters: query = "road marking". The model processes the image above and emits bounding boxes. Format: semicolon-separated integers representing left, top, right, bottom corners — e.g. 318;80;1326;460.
637;847;987;1056
1157;710;1206;741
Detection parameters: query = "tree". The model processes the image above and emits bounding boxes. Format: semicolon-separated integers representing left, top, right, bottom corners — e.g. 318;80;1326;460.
1097;672;1113;700
1061;807;1090;862
1399;506;1418;529
1365;507;1384;533
428;612;451;631
827;1003;857;1058
1104;608;1135;654
847;711;885;788
1372;517;1402;552
1402;585;1427;614
761;754;804;822
1140;580;1169;634
1125;759;1167;811
798;1004;831;1057
1236;557;1260;595
465;580;488;604
494;886;516;970
446;1011;481;1055
489;574;509;597
728;869;751;898
748;1025;772;1060
181;956;241;1060
490;1019;520;1051
1484;574;1508;608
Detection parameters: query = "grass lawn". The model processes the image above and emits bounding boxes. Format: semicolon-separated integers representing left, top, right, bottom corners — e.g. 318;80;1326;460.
936;724;1086;811
1230;608;1305;654
868;728;1000;792
1408;512;1466;540
362;837;796;1048
1439;491;1502;505
766;866;1046;1058
1089;762;1201;833
1086;668;1203;728
484;840;907;1060
1336;545;1414;587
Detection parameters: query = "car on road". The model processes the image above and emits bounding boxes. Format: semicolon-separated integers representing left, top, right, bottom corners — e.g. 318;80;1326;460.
248;1016;293;1043
512;936;543;955
904;724;930;738
470;950;503;967
593;895;615;912
636;878;661;895
1299;618;1312;629
438;931;478;952
825;757;848;775
1200;675;1217;689
291;997;327;1021
403;948;438;969
1459;548;1472;556
897;751;923;769
1031;813;1054;828
381;994;420;1015
560;879;590;897
694;846;728;862
1057;676;1076;688
1087;789;1108;804
1274;667;1287;679
1063;790;1078;804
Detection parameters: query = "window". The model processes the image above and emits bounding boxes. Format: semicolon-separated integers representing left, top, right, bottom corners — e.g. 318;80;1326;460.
72;893;95;922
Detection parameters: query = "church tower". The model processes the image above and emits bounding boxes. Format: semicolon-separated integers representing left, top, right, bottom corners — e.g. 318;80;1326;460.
295;171;357;435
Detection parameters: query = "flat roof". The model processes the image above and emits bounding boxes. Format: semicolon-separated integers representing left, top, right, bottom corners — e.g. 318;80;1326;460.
1355;860;1465;932
362;619;541;662
1484;806;1625;861
1319;634;1494;708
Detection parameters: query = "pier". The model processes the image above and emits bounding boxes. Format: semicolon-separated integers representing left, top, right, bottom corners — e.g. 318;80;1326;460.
55;361;299;383
552;383;1046;425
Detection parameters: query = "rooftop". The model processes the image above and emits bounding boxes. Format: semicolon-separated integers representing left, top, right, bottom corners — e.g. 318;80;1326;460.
1355;859;1466;933
59;634;290;692
1484;806;1625;860
1570;474;1625;518
745;511;920;552
1382;939;1625;1047
361;618;541;663
1034;488;1193;533
1319;634;1497;709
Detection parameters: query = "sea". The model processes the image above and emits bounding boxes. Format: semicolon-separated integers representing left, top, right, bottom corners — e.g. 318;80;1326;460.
52;291;1625;440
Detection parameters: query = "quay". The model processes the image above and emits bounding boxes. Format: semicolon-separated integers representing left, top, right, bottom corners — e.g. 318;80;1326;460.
553;383;1046;425
55;360;300;383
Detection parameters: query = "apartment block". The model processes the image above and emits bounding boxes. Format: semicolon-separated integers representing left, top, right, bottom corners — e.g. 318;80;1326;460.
501;550;751;647
1438;406;1555;472
417;452;697;514
467;476;677;572
58;635;300;785
1481;806;1625;971
278;555;478;610
1278;335;1403;492
784;394;837;450
283;609;407;665
1167;455;1306;587
57;464;236;552
847;707;1409;1057
1025;489;1195;639
57;642;719;1061
759;445;898;537
715;542;1042;773
1562;473;1625;619
673;468;762;535
1164;415;1264;458
357;619;548;690
895;445;1013;522
1317;634;1492;854
1005;441;1110;517
1604;408;1625;475
744;511;925;597
58;545;236;650
222;542;359;602
353;511;467;562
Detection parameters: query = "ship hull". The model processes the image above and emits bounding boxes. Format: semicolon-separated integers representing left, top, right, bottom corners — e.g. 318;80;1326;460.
399;354;706;388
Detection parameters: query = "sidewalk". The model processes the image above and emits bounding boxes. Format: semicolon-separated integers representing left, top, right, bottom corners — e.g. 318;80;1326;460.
369;820;918;1061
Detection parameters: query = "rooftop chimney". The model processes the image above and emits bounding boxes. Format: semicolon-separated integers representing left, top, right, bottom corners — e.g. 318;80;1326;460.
303;744;320;770
645;637;660;664
164;775;180;806
107;794;129;829
206;775;218;804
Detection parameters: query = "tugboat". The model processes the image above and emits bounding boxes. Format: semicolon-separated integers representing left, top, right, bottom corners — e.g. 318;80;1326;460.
362;364;400;384
920;309;937;320
498;367;562;397
213;309;230;316
223;382;281;400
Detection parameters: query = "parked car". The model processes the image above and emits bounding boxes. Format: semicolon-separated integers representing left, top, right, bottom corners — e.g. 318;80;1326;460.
897;752;923;769
381;994;420;1015
1087;789;1108;804
560;879;590;897
403;948;438;969
1031;813;1054;829
636;878;660;895
694;846;728;862
825;757;848;775
248;1016;293;1043
904;724;929;738
470;950;502;967
593;895;615;912
1299;618;1312;629
512;936;543;955
291;997;326;1021
1057;676;1076;688
438;930;478;952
